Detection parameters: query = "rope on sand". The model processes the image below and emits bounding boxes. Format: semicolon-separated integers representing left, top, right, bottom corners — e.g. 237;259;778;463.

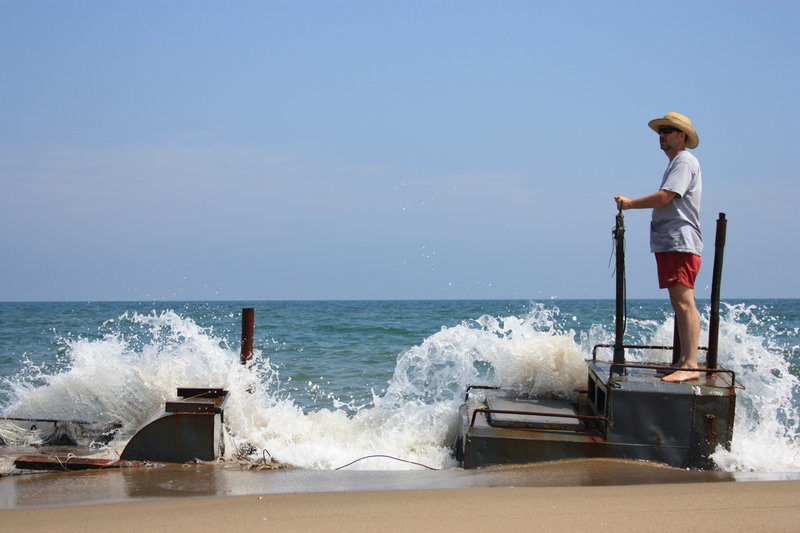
334;454;439;470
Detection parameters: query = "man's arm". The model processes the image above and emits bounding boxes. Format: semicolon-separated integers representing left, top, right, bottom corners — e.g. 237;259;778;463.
615;190;677;210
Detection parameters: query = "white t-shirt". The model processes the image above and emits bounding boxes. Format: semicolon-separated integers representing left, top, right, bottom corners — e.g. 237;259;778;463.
650;150;703;255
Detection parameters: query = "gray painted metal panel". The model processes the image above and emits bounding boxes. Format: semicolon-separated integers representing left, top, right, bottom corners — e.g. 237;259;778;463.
486;397;585;431
120;412;222;463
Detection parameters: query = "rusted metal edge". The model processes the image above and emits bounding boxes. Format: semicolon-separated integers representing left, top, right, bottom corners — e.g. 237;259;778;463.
605;362;741;391
176;387;227;399
174;389;228;408
593;343;709;361
167;388;229;414
164;401;222;414
463;385;501;402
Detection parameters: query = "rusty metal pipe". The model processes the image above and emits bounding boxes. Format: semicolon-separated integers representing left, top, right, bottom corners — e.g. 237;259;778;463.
240;307;254;365
707;213;727;369
613;212;626;372
672;323;682;365
607;362;737;382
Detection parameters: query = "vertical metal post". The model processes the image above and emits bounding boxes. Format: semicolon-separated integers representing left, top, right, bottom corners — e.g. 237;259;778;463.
241;307;254;366
672;324;682;365
613;212;626;372
707;213;727;369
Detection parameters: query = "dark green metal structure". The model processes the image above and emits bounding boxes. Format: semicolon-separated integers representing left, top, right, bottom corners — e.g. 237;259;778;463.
456;214;739;470
120;388;228;463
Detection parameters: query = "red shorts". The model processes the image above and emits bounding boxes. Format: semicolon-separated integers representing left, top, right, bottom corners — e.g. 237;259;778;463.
655;252;702;289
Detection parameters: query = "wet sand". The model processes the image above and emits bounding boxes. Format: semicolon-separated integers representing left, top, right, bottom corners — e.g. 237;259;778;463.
2;480;800;533
3;459;800;532
0;457;771;509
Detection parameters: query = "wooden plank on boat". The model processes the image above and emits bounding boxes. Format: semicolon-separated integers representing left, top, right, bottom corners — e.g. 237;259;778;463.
486;397;585;431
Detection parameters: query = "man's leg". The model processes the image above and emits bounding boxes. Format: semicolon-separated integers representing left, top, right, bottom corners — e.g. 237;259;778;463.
662;283;702;382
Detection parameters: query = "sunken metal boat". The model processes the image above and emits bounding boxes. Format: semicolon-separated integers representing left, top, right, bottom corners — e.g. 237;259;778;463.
456;213;740;470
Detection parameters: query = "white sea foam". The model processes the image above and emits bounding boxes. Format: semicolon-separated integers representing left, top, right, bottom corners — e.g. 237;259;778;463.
223;305;587;470
2;303;798;472
708;304;800;471
3;311;262;453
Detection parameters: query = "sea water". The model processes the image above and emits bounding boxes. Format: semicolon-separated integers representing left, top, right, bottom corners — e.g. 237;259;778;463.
0;300;797;473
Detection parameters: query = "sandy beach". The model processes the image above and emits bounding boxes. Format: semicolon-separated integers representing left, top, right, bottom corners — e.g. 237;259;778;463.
2;461;800;532
2;480;799;533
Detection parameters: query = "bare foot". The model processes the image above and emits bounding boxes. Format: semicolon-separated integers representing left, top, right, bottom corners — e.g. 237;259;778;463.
662;369;702;382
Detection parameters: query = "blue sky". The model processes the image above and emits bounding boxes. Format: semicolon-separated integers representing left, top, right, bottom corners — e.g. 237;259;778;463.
1;0;798;301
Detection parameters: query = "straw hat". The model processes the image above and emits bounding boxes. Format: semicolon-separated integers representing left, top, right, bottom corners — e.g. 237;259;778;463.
648;112;699;149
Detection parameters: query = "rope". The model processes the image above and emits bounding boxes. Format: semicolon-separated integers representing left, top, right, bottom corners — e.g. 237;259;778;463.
334;454;439;471
52;452;76;470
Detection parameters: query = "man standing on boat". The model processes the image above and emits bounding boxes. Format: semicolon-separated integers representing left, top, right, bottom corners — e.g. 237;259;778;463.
614;112;703;383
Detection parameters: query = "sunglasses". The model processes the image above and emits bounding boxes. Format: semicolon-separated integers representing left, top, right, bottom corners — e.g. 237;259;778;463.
658;126;682;134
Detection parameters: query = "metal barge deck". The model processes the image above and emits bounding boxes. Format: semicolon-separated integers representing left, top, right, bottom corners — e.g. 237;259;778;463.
456;213;739;470
457;358;738;469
